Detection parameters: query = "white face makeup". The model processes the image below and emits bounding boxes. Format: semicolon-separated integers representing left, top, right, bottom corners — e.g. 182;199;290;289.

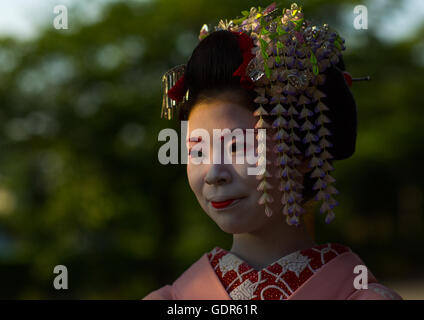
186;99;285;234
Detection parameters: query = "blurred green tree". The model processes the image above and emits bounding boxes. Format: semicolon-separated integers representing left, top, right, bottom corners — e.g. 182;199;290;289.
0;0;422;298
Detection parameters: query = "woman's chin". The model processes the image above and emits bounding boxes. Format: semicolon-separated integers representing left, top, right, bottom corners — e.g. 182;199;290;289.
217;224;246;235
214;216;259;235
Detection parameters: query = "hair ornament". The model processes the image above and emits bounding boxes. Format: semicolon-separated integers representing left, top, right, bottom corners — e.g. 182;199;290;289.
161;65;188;120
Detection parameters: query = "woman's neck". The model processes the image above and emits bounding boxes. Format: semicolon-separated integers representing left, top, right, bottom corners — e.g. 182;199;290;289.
230;218;316;270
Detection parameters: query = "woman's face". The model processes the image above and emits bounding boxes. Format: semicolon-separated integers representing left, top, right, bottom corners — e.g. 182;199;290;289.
186;98;286;234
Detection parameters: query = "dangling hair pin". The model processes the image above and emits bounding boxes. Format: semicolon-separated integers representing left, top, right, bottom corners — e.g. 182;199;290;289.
161;65;188;120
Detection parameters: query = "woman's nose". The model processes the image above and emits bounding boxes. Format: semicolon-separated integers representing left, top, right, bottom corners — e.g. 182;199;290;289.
204;164;232;185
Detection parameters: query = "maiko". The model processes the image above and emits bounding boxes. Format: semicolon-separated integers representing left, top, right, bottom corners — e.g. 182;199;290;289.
167;304;202;318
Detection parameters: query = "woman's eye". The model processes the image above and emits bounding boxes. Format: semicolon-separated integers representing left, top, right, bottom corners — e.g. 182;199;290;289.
231;142;246;153
189;149;203;157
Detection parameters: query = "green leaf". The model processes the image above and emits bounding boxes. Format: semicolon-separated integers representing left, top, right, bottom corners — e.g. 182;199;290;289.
310;51;317;64
269;32;278;40
313;65;319;76
335;41;341;50
259;38;268;49
260;27;270;35
265;65;271;79
293;18;304;31
277;41;284;49
232;18;245;25
242;10;249;17
277;25;287;36
275;55;281;64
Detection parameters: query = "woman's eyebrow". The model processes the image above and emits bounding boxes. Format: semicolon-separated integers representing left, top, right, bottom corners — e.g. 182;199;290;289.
187;137;202;143
187;128;258;142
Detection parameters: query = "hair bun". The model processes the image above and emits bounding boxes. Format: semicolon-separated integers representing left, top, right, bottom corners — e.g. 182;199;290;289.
320;62;357;160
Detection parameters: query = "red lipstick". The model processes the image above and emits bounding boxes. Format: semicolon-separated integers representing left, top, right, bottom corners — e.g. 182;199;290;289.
211;199;236;209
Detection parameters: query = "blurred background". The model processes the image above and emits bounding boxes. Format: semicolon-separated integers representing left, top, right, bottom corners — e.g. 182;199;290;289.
0;0;423;299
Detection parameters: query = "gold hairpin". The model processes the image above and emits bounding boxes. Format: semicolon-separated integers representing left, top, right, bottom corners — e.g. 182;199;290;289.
161;64;187;120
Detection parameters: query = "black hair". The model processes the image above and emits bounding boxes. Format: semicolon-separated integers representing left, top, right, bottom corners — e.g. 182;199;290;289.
180;30;357;203
179;31;257;119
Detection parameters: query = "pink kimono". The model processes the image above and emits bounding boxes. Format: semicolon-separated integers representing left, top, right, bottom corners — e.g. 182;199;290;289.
143;243;402;300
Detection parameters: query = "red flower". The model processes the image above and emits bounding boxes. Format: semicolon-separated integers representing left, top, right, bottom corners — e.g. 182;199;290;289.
343;71;352;87
168;75;187;102
231;31;255;90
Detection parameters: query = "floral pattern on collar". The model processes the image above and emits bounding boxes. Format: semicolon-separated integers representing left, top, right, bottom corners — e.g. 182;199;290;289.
207;243;350;300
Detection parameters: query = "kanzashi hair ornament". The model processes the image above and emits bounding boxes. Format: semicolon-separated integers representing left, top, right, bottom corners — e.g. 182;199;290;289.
161;65;188;120
232;31;256;90
161;2;368;227
338;68;371;87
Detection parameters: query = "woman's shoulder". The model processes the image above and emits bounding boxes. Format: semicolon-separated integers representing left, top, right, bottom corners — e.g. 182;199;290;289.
142;251;224;300
289;242;402;300
330;243;402;300
142;284;174;300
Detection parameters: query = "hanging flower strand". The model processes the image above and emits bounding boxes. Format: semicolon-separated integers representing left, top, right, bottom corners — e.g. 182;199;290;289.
253;105;274;217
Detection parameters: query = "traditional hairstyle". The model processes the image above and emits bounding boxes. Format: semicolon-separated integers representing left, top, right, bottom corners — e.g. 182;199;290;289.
161;3;367;226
